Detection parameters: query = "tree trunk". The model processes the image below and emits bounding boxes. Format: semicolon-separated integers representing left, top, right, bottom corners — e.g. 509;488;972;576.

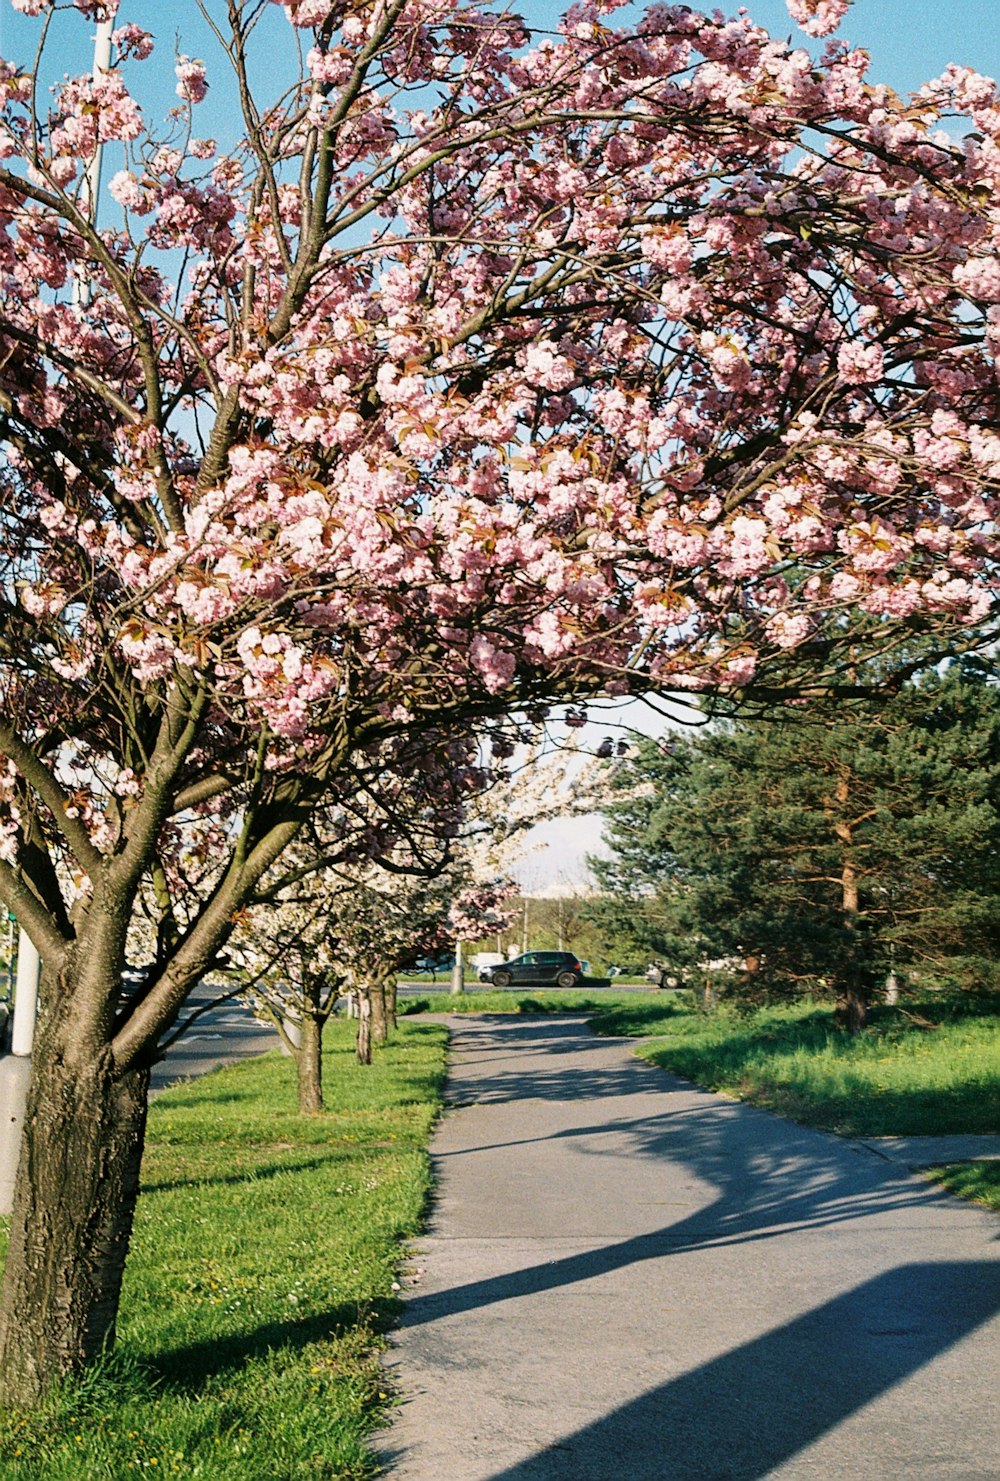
385;974;398;1031
296;1011;324;1114
356;991;372;1065
0;1013;149;1406
835;984;869;1034
834;853;870;1033
370;980;388;1046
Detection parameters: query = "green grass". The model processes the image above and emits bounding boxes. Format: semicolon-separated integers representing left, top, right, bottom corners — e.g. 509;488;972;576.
399;987;664;1015
583;996;1000;1139
0;1017;448;1480
924;1162;1000;1210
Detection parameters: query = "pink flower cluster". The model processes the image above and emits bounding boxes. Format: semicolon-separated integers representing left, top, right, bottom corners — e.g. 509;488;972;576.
784;0;850;38
174;57;208;105
0;0;996;831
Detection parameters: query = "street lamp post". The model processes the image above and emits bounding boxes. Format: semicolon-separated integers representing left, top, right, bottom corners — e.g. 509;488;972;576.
450;940;465;996
10;14;115;1057
10;935;40;1057
72;14;114;308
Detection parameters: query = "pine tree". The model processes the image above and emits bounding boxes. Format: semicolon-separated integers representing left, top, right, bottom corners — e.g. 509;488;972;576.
590;664;1000;1027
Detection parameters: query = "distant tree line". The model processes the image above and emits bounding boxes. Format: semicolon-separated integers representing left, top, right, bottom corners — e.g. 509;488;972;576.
586;662;1000;1030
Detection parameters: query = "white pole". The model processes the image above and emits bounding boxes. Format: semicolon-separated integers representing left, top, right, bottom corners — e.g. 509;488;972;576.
11;931;40;1057
449;940;465;997
11;20;115;1054
72;16;114;308
84;17;113;210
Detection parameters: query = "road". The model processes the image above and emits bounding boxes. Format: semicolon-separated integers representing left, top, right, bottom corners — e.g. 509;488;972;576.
0;983;279;1212
379;1014;1000;1481
148;982;279;1094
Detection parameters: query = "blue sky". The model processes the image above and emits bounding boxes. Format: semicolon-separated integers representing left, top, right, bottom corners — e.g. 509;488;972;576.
734;0;999;90
3;1;1000;113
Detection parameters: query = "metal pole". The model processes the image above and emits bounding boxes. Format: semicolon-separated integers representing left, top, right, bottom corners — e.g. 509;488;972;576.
9;15;115;1057
72;16;114;308
449;940;465;997
11;931;40;1056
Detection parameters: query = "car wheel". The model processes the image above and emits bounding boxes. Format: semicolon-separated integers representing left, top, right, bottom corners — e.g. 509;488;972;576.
492;971;512;987
556;971;578;989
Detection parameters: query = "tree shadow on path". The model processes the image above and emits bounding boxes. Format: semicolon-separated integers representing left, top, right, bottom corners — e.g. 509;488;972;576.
478;1261;1000;1480
384;1016;1000;1477
405;1019;975;1328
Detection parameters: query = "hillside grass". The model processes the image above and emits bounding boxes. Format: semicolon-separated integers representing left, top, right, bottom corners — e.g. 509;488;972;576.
0;1017;448;1480
584;995;1000;1139
401;989;998;1140
923;1162;1000;1210
398;987;663;1015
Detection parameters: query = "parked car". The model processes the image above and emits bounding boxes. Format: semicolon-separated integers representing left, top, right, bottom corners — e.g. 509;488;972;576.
646;962;680;989
472;952;507;982
412;953;455;978
489;951;585;989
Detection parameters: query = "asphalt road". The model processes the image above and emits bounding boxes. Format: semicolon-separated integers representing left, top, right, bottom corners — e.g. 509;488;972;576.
379;1014;1000;1481
397;980;650;995
148;982;279;1094
0;985;279;1212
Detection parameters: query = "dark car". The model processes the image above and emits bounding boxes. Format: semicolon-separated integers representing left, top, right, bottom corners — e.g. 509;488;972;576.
489;951;584;989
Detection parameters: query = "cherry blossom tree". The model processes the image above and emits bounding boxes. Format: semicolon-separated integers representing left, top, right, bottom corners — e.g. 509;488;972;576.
232;866;425;1104
1;0;999;1400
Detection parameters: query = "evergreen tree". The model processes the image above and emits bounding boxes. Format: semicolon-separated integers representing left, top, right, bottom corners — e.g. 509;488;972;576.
589;664;1000;1028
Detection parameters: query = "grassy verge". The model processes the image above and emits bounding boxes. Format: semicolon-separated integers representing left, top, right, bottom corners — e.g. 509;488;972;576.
923;1162;1000;1211
399;988;666;1015
582;996;999;1139
0;1017;448;1480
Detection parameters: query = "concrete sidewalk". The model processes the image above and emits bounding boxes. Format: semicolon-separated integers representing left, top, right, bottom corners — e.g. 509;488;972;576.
378;1015;1000;1481
855;1135;1000;1167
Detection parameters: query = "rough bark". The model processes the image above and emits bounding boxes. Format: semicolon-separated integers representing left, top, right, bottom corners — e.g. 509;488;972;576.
385;974;398;1031
356;990;372;1065
370;978;388;1045
296;1010;324;1113
832;780;871;1034
0;995;150;1406
833;853;870;1033
835;983;869;1034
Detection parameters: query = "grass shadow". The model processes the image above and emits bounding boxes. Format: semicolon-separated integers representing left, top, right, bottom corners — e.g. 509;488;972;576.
148;1295;400;1392
140;1153;339;1196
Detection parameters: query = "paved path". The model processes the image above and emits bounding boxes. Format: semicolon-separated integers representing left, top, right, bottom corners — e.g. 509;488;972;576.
378;1015;1000;1481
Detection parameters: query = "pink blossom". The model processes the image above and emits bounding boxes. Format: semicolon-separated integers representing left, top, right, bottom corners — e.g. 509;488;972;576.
837;341;884;384
469;636;516;693
175;57;208;105
307;46;355;86
953;257;1000;303
523;342;576;392
785;0;850;38
766;611;812;648
113;23;153;60
278;0;336;28
108;170;148;212
48;157;78;187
